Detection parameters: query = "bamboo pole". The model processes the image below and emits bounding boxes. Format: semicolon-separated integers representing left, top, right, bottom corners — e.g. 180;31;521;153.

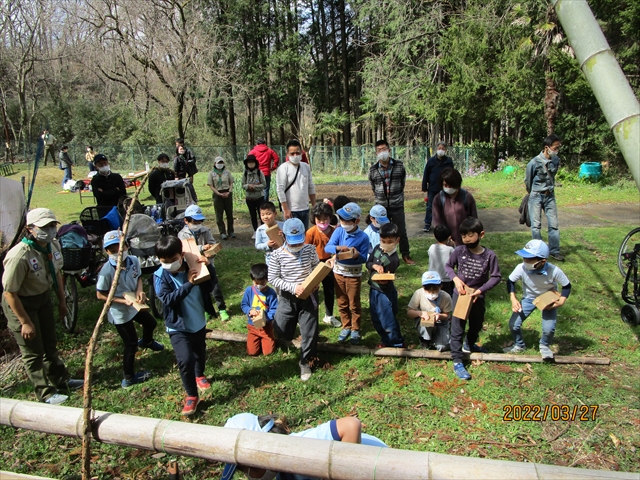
80;175;148;480
0;473;55;480
0;399;636;480
205;330;611;365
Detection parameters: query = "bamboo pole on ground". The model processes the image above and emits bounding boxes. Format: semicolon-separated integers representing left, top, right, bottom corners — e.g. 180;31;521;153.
205;330;611;365
80;176;148;480
0;399;636;480
0;472;55;480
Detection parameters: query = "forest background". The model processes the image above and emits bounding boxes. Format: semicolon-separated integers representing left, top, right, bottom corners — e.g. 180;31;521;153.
0;0;638;171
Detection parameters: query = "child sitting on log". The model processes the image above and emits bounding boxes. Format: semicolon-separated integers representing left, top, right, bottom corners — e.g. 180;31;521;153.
241;263;278;356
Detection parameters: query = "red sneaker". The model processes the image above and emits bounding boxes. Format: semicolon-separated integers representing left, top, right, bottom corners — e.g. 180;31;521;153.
181;396;200;416
195;376;211;391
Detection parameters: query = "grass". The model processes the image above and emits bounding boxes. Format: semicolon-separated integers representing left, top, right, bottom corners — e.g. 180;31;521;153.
1;219;639;478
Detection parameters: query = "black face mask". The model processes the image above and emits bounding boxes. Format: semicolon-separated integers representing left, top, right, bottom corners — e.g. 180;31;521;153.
464;238;480;250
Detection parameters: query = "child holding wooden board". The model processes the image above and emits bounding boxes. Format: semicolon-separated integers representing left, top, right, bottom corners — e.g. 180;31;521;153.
255;201;284;264
505;239;571;359
96;230;163;389
445;217;501;381
366;222;405;347
241;263;278;356
406;271;453;351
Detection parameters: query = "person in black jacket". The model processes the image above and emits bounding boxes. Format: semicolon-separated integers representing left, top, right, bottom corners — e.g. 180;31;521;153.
421;142;454;232
174;138;198;183
148;153;175;204
91;154;127;207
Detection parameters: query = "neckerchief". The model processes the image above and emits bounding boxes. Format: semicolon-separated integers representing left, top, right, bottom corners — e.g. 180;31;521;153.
214;168;225;188
21;237;58;290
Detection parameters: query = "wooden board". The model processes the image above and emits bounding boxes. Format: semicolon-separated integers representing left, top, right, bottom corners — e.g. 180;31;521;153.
336;248;355;260
203;242;222;258
297;262;333;299
251;310;266;329
452;287;476;320
266;224;284;247
419;312;436;328
371;273;396;281
181;238;211;284
122;292;150;311
533;290;561;311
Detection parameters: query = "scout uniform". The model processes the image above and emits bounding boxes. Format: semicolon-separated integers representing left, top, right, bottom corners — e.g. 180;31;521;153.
1;208;71;402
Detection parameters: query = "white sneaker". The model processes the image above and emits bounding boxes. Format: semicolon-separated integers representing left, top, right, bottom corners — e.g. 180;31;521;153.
44;393;68;405
322;315;341;327
251;232;256;240
300;364;312;381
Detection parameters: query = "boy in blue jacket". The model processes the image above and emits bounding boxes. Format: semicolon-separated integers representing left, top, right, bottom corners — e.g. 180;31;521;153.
324;202;370;344
154;235;216;416
241;263;278;356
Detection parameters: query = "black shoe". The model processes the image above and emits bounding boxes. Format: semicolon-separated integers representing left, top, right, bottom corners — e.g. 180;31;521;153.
551;253;565;262
423;224;431;233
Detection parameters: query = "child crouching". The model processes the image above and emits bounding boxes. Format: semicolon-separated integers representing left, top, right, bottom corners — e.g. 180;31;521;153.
407;271;452;351
241;263;278;356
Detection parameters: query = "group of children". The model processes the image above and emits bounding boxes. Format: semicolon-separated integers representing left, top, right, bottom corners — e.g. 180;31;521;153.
97;195;571;415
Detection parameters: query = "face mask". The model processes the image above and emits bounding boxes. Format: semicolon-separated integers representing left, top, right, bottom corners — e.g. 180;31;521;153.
161;258;182;272
109;251;128;264
548;148;559;156
340;222;357;233
98;165;111;175
425;292;439;301
315;222;329;231
437;149;446;157
34;226;56;243
189;224;202;232
379;242;397;254
287;244;303;253
158;163;169;169
377;151;390;163
443;187;458;195
289;155;302;165
371;219;380;229
256;284;268;291
465;239;480;250
215;163;225;170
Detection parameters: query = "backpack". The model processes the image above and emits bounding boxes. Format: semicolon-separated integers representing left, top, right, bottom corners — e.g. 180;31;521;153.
440;188;469;210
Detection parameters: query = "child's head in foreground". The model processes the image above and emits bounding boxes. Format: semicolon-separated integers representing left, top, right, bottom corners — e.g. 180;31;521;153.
459;217;484;248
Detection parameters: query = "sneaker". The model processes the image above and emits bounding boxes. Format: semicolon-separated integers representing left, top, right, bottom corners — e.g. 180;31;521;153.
62;379;85;391
219;309;230;321
550;253;565;262
196;376;211;391
423;224;431;233
229;233;236;239
300;364;312;381
181;396;200;416
322;315;341;327
540;345;554;360
402;255;416;265
350;330;361;345
462;341;488;353
121;371;151;388
44;393;69;405
503;345;526;354
453;363;471;380
138;339;165;352
337;329;351;342
251;232;256;240
221;234;228;240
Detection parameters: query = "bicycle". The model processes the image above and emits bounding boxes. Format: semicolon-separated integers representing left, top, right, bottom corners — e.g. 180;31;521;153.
619;226;640;326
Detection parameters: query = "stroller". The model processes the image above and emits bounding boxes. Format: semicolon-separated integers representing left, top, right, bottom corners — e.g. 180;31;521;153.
145;179;196;237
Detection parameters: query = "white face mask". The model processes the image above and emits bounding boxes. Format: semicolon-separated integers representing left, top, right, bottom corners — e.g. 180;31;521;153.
158;163;169;169
523;261;542;271
34;226;56;243
371;219;380;229
109;251;128;263
379;242;397;254
340;222;357;233
425;292;439;301
256;284;268;291
215;163;225;170
189;224;202;232
287;244;303;253
437;149;446;157
289;155;302;165
161;258;182;272
377;151;390;162
443;187;458;195
98;165;111;175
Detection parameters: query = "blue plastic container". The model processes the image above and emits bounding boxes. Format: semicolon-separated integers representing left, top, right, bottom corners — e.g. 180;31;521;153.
579;162;602;180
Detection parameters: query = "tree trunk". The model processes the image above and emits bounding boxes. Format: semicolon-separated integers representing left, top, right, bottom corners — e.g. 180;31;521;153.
491;119;500;170
227;85;237;146
318;0;331;108
338;0;351;146
544;76;559;135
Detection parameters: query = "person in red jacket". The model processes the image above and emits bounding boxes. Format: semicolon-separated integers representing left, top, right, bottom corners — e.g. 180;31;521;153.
248;138;279;202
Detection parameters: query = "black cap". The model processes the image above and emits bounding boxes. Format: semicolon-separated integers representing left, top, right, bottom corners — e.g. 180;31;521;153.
244;154;258;167
93;153;108;164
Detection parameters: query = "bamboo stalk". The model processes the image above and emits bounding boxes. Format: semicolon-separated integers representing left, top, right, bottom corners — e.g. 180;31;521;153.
205;330;610;365
0;472;55;480
80;175;148;480
0;399;635;480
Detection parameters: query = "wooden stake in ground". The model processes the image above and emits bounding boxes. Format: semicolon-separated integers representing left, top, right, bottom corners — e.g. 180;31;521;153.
81;175;148;480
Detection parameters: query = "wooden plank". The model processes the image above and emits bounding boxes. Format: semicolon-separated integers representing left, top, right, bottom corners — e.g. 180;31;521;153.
452;287;475;319
181;238;210;284
336;248;355;260
266;224;284;247
122;292;149;311
533;290;561;311
251;310;266;329
297;262;333;299
203;242;222;258
371;273;396;281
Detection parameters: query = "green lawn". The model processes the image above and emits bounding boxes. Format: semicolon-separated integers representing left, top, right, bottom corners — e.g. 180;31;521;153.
1;220;639;478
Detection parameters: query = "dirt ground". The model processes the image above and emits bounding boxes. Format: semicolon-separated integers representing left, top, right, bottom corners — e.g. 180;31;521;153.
314;180;425;204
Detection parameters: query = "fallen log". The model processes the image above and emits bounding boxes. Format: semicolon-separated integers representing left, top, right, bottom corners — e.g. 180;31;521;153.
205;330;610;365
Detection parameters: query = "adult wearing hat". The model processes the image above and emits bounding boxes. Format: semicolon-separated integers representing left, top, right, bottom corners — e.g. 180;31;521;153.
91;154;127;208
207;157;235;239
248;138;280;202
1;208;83;404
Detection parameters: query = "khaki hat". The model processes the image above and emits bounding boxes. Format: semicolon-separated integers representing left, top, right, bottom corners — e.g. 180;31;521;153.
26;208;59;227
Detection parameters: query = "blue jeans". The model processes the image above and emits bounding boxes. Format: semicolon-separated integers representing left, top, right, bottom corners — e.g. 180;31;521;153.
528;191;560;255
62;166;72;188
291;209;310;230
508;297;557;348
369;288;403;346
423;189;438;226
264;175;271;202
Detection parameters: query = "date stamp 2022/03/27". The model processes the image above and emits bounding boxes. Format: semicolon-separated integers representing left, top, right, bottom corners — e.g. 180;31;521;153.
503;404;599;422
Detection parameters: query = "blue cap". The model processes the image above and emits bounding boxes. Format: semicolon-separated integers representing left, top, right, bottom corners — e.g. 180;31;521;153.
421;271;442;285
337;202;362;221
221;413;275;480
184;205;206;221
369;205;390;224
103;230;122;249
515;239;549;259
283;218;306;244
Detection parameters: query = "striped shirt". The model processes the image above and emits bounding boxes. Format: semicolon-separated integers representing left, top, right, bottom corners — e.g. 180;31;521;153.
268;244;319;295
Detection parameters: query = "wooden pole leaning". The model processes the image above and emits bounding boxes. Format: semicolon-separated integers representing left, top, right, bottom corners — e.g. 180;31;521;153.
0;398;636;480
205;330;611;365
80;175;149;480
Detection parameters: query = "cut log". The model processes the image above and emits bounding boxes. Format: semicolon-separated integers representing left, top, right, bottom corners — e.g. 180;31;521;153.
205;330;610;365
181;238;210;284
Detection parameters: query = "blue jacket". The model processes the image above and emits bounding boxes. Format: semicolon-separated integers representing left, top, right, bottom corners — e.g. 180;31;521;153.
525;153;559;193
240;285;278;326
324;226;369;265
421;154;454;193
153;262;215;331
